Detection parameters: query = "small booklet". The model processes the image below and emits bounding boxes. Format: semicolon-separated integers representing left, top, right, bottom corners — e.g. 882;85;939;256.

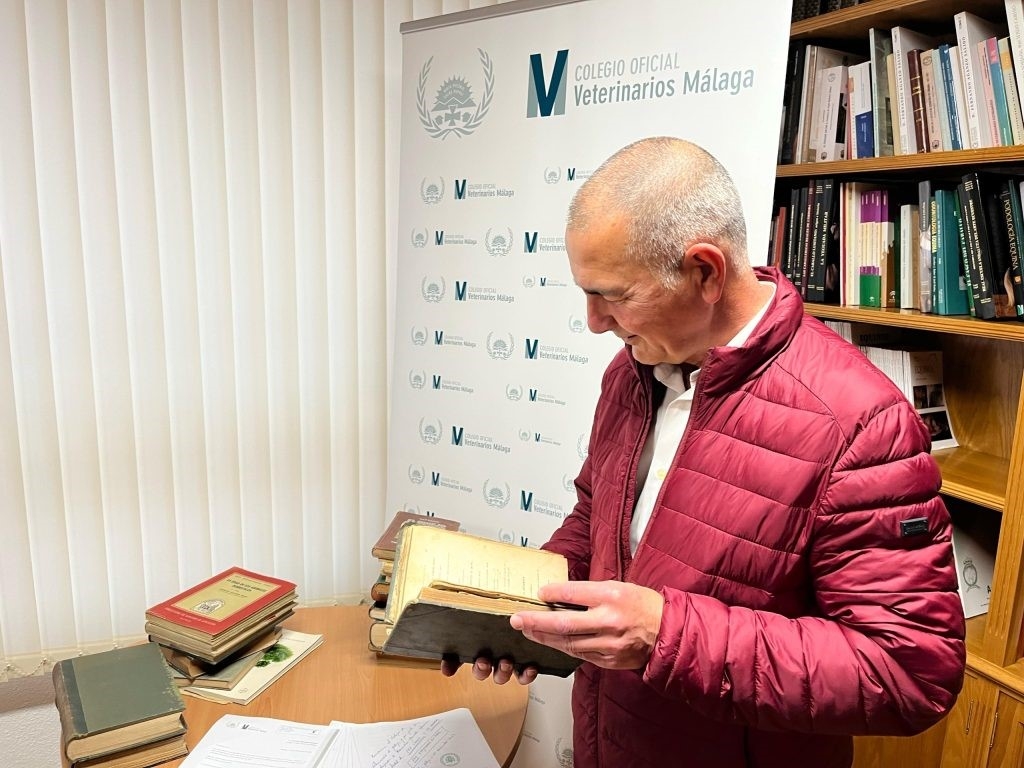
382;524;583;677
180;707;499;768
182;629;323;705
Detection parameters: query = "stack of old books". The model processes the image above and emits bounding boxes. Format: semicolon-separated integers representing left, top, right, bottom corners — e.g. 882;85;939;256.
53;642;188;767
145;566;296;689
367;510;458;655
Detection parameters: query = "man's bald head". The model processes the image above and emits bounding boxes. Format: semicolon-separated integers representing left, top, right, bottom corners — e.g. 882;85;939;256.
566;137;748;285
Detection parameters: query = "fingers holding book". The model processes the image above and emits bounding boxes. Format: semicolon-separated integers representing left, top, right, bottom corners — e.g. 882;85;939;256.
510;580;664;671
440;652;539;685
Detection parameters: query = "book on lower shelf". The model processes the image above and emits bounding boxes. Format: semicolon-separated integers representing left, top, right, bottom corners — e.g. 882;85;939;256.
52;642;187;767
380;523;583;677
180;707;499;768
950;507;998;619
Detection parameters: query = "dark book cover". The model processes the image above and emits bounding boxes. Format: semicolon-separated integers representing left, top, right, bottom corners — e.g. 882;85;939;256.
907;49;930;153
799;181;817;297
52;643;185;762
935;189;970;315
382;596;583;678
1003;180;1024;316
807;178;826;301
982;178;1019;318
780;43;808;164
957;174;997;319
786;188;802;284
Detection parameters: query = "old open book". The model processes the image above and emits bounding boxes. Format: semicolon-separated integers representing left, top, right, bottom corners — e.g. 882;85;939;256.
381;523;583;677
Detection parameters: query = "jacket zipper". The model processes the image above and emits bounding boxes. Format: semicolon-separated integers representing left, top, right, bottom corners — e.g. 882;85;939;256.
625;359;710;581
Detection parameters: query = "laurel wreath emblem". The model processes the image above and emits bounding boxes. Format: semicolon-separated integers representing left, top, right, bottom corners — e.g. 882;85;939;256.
417;49;495;139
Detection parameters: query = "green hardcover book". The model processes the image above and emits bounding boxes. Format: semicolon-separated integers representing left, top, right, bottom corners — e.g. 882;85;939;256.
52;642;186;764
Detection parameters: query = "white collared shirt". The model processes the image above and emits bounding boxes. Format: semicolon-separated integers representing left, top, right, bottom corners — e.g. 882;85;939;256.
629;283;776;554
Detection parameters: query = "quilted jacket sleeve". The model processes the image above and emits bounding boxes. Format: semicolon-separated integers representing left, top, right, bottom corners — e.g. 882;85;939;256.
643;399;966;735
542;455;595;581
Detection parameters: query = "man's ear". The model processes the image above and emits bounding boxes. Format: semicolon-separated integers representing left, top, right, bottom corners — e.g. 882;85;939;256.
684;243;727;303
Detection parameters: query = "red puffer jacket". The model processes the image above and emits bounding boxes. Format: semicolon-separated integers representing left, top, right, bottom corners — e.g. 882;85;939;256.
543;267;965;768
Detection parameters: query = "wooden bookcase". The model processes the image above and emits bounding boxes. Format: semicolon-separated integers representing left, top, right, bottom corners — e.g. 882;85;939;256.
782;1;1024;766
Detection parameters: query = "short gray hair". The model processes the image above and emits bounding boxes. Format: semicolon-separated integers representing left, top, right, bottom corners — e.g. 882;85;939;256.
566;137;748;285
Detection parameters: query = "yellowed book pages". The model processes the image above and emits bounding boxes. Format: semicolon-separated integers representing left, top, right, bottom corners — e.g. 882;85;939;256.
385;524;569;626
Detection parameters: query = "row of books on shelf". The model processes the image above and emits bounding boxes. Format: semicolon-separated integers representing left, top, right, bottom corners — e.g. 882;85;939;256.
366;509;581;677
780;3;1024;164
55;566;320;767
770;172;1024;320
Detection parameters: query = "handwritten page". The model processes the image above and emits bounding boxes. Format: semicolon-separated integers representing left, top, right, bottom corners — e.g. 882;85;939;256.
325;708;499;768
181;715;337;768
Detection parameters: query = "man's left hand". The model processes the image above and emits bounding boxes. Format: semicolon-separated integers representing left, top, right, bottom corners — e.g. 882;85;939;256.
511;581;664;670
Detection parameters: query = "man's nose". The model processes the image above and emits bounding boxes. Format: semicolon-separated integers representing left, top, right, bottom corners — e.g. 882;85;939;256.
586;294;614;333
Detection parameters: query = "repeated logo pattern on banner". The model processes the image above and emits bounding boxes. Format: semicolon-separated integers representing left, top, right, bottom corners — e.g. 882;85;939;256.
392;1;791;763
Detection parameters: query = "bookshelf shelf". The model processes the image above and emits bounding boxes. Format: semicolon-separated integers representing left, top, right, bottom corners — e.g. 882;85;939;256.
777;145;1024;178
791;0;1007;41
804;303;1024;341
932;447;1009;511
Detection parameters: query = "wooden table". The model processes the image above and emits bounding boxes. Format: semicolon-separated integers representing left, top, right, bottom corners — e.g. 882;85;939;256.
166;605;529;766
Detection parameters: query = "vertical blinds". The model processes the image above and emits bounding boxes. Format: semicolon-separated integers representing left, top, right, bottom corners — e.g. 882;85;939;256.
0;0;501;679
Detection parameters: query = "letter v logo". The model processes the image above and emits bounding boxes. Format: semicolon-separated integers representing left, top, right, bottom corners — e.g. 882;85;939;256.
527;50;569;118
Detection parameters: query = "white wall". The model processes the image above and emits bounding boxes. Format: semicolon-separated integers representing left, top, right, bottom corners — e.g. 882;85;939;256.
0;676;62;768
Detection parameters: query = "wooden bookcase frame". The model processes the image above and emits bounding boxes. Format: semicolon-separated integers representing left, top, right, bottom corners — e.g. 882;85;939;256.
782;1;1024;764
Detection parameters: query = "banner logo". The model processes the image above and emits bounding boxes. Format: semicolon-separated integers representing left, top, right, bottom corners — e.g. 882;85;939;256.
417;49;494;139
487;332;515;360
569;315;587;333
420;177;445;204
421;276;446;302
419;417;443;444
411;228;429;248
411;326;428;346
485;227;514;258
483;480;511;508
544;166;562;184
577;432;590;459
555;738;574;768
408;465;425;484
527;50;569;118
409;370;427;389
506;384;523;401
524;231;538;253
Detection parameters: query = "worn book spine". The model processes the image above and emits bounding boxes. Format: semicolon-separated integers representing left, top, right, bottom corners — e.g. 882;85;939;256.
52;660;87;751
907;49;930;153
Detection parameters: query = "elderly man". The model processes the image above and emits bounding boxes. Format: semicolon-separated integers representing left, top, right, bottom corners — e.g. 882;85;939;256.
447;137;965;768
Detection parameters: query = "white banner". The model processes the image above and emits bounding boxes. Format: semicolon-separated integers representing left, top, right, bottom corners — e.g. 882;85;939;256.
390;1;790;764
